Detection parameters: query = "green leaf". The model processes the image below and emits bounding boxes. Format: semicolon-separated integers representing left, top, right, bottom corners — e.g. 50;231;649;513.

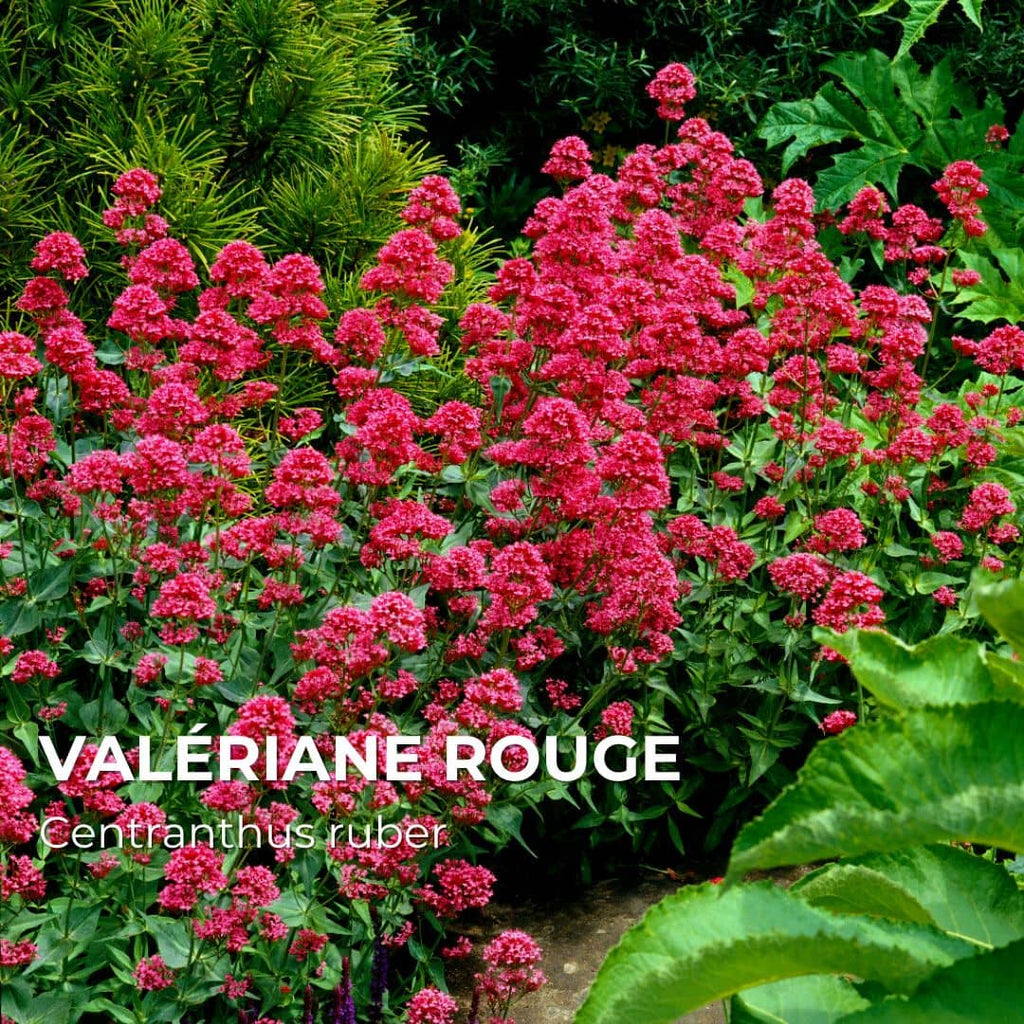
838;938;1024;1021
792;864;934;927
33;564;71;602
860;0;902;14
728;703;1024;878
894;0;948;61
0;598;42;637
758;52;922;208
948;249;1024;324
792;846;1024;948
956;0;984;30
816;629;1024;707
814;142;908;208
147;916;192;969
975;575;1024;656
14;721;39;764
757;84;870;174
81;999;138;1024
732;975;871;1023
0;989;73;1024
573;883;974;1024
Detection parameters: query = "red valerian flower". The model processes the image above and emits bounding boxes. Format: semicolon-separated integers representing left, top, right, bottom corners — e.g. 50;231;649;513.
30;232;88;282
406;988;459;1024
0;854;46;902
959;481;1015;532
820;709;857;735
0;332;42;380
401;175;462;242
769;553;832;602
477;929;546;1005
646;63;697;120
0;747;37;845
0;939;38;968
133;955;175;991
812;571;885;632
11;650;59;685
933;161;988;237
594;700;634;740
359;229;453;304
541;136;593;181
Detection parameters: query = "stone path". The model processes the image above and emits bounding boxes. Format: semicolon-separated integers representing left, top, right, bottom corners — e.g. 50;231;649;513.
449;874;726;1024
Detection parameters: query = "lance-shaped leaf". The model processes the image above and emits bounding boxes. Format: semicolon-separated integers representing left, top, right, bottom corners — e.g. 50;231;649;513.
728;703;1024;878
573;883;975;1024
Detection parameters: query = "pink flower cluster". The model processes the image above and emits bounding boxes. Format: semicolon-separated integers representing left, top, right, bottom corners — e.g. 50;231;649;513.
0;61;1020;1022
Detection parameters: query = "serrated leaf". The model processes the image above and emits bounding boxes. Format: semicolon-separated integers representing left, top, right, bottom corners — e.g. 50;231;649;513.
894;0;948;60
757;87;862;174
980;164;1024;248
728;703;1024;878
821;53;918;142
573;883;974;1024
792;846;1024;947
956;0;984;30
732;975;871;1024
757;52;923;208
860;0;901;14
816;629;1024;707
814;142;908;208
837;938;1024;1021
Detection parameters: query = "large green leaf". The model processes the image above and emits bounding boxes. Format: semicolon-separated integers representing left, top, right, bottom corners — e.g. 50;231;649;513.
792;846;1024;948
732;976;871;1024
757;82;888;176
757;50;1011;220
838;939;1023;1022
758;52;917;203
817;630;1024;707
728;703;1024;878
573;883;974;1024
975;576;1024;656
860;1;984;60
814;144;909;210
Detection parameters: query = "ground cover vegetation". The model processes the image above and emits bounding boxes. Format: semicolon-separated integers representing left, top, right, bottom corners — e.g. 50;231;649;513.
1;2;1023;1022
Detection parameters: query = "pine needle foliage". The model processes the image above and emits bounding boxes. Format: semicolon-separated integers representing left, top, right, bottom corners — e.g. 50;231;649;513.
0;0;460;311
0;0;500;412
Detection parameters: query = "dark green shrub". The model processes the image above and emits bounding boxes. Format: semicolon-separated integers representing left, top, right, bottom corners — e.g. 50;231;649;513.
398;0;1024;237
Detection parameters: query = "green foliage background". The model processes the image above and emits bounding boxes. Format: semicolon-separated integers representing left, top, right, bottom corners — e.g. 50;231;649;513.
0;0;464;310
398;0;1024;236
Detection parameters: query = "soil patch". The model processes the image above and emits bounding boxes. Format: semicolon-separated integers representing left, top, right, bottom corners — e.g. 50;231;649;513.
448;873;725;1023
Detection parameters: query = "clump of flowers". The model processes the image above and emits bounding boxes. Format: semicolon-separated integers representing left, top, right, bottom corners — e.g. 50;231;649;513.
474;930;547;1021
0;61;1021;1022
